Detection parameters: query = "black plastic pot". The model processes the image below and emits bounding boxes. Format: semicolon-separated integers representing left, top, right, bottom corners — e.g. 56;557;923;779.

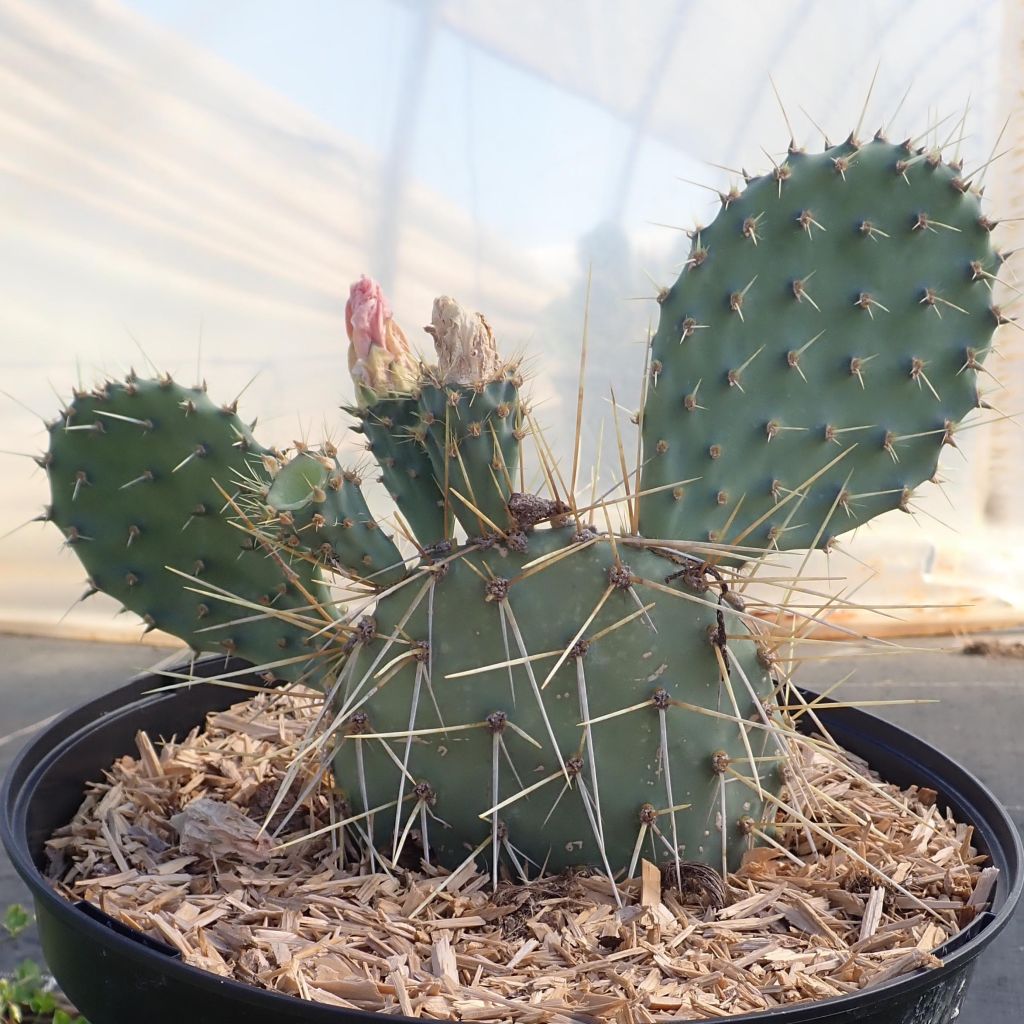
2;654;1020;1024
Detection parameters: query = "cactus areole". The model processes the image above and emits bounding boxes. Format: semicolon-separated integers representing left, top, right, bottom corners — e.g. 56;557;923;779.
43;130;997;881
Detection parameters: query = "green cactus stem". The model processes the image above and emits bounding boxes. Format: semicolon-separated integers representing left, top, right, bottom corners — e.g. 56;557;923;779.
348;394;448;547
345;276;448;546
416;297;525;537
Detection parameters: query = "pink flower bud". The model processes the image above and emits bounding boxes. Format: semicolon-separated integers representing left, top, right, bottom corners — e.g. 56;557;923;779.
345;275;389;361
345;275;419;401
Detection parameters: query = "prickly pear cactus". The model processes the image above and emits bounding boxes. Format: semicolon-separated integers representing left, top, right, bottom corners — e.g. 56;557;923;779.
34;120;999;883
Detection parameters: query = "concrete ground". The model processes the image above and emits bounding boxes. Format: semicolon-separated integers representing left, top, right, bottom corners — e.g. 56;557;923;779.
0;633;1021;1022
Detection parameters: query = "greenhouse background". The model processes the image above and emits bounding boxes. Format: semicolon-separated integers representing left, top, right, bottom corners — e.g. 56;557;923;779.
2;0;1023;640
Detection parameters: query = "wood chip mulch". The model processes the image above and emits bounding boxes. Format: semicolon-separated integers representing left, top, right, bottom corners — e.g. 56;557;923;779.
44;685;994;1022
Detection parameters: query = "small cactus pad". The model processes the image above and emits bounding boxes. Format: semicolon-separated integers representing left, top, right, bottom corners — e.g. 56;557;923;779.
266;451;407;587
417;374;523;536
639;137;996;550
332;528;774;874
47;378;332;676
349;393;447;546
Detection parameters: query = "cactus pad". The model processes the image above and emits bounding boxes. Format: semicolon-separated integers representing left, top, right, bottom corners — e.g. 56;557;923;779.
639;137;996;550
349;393;447;546
267;450;407;587
332;528;775;875
46;377;333;677
417;374;524;537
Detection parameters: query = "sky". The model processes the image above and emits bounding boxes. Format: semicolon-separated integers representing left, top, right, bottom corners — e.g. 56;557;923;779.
122;0;1003;252
119;0;662;250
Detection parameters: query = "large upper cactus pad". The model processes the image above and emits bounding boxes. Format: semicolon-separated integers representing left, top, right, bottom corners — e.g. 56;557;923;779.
332;528;775;875
46;378;333;677
639;138;996;550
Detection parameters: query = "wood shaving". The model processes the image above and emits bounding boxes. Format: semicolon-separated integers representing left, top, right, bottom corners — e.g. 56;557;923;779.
45;686;992;1021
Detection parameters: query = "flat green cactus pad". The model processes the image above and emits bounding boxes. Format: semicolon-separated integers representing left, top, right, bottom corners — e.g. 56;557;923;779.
47;377;334;678
349;392;448;547
267;450;407;587
417;375;524;537
639;137;996;551
332;527;775;875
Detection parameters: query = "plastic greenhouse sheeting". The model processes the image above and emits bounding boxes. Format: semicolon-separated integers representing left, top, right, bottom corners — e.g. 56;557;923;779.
1;0;1022;638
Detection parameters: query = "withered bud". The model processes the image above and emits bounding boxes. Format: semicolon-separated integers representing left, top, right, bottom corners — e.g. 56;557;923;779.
426;295;502;385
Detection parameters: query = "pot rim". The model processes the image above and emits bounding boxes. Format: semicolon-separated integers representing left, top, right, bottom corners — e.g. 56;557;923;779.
2;653;1021;1023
